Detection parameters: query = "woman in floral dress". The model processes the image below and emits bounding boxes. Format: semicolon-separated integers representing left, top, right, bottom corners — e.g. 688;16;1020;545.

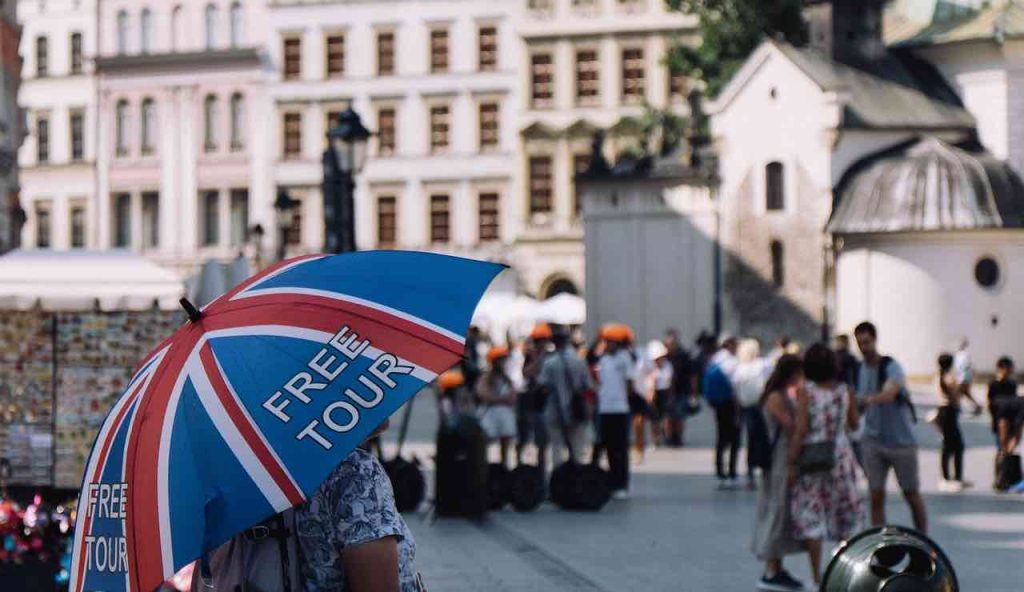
788;344;864;585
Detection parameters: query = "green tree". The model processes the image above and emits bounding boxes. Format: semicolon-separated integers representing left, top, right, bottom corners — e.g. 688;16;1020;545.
667;0;807;98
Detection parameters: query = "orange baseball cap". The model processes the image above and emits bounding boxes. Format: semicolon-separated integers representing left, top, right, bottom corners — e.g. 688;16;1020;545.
529;323;553;340
438;371;465;390
486;345;510;364
602;323;634;343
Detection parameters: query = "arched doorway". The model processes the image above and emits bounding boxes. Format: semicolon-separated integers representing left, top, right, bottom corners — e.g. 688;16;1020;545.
541;276;579;299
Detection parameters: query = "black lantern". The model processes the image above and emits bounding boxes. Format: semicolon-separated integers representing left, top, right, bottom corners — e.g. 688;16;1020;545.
273;189;299;262
323;107;371;254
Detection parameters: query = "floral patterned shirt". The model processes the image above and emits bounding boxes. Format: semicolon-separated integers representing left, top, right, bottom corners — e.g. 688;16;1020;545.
296;448;420;591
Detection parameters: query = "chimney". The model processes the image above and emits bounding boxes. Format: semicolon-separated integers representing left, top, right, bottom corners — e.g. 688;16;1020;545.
805;0;886;65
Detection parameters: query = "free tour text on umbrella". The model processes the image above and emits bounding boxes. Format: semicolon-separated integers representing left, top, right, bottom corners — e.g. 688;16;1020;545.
261;325;414;450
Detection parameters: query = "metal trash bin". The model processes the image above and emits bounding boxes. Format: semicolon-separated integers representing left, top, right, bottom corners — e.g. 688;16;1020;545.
821;525;958;591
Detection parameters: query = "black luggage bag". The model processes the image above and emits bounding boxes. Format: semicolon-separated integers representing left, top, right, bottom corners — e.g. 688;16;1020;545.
434;413;488;517
995;453;1023;491
507;464;545;512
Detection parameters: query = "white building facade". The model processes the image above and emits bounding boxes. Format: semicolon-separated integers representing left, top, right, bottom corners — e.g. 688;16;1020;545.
267;0;521;265
516;0;697;297
18;0;96;253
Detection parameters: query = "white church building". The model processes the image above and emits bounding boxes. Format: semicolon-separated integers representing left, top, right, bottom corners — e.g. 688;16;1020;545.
709;0;1024;375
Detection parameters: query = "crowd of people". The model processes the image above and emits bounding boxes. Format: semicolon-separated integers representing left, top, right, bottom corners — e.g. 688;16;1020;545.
443;320;1024;592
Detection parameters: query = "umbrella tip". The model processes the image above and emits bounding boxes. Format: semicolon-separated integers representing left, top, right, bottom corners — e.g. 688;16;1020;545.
179;297;202;323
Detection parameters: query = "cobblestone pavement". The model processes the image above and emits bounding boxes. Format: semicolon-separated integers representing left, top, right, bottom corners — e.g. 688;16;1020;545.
385;388;1024;591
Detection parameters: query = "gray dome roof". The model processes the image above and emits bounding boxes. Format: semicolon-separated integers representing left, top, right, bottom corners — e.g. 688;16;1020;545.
829;137;1024;234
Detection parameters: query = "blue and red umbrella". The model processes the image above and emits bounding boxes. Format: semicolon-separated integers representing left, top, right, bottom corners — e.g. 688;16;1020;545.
69;251;502;592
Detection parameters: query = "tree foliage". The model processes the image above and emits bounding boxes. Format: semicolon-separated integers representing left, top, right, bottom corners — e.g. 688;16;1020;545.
666;0;807;98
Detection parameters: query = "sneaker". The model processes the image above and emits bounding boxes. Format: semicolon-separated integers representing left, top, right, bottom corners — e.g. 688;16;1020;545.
612;489;630;501
756;569;805;591
938;480;963;493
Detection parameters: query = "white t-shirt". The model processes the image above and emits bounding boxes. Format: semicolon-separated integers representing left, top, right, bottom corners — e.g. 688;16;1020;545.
598;350;635;414
653;359;673;391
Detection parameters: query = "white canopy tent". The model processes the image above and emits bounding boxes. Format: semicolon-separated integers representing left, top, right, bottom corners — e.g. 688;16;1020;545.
0;250;185;311
536;292;586;326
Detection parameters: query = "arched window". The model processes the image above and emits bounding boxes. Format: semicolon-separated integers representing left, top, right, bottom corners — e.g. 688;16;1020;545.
115;99;130;156
205;4;218;50
230;93;244;150
230;2;244;48
203;94;218;152
140;8;153;53
770;240;785;287
141;98;156;155
171;6;182;51
766;161;785;211
116;10;129;54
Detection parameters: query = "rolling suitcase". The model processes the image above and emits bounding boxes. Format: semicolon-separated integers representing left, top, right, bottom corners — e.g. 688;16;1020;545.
995;453;1023;491
434;413;488;517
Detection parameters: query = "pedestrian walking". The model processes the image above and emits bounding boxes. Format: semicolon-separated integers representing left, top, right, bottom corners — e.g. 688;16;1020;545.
637;339;674;447
478;345;518;468
733;338;772;490
664;329;696;447
853;321;928;534
705;336;740;488
536;326;594;470
297;421;426;592
935;353;982;492
789;344;863;587
751;354;806;592
953;339;974;399
593;328;637;499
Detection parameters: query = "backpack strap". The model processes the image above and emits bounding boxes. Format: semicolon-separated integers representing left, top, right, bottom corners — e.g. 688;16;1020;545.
879;356;917;423
273;513;293;592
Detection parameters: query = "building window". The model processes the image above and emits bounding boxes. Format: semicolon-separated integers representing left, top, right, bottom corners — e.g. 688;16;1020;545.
36;36;48;77
975;257;1001;289
201;190;219;246
141;98;156;155
770;240;785;287
70;32;83;75
377;31;395;76
140;9;153;54
326;34;345;78
479;102;499;151
230;189;249;247
576;49;600;105
622;47;645;103
205;4;218;49
766;161;785;211
377;107;396;156
113;193;131;247
478;192;499;242
429;194;450;244
529;156;553;214
117;10;129;55
283;112;302;158
531;53;554;108
573;152;591;215
430;28;448;73
35;204;51;248
478;25;497;72
70;110;85;161
669;68;687;102
377;195;396;248
69;203;86;248
203;95;218;152
142;192;159;248
36;115;49;163
528;0;553;15
115;100;129;157
171;6;183;51
230;93;245;151
283;37;301;80
573;0;598;12
230;2;244;48
429;105;450;153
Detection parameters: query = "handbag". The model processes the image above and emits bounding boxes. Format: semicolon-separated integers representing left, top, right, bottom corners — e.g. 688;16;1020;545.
795;440;835;474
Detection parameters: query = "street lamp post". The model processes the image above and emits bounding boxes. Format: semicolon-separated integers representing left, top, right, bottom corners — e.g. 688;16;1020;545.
274;189;299;262
323;107;371;254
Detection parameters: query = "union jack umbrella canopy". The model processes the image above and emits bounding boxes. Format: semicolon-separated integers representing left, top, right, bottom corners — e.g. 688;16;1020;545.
69;251;503;592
